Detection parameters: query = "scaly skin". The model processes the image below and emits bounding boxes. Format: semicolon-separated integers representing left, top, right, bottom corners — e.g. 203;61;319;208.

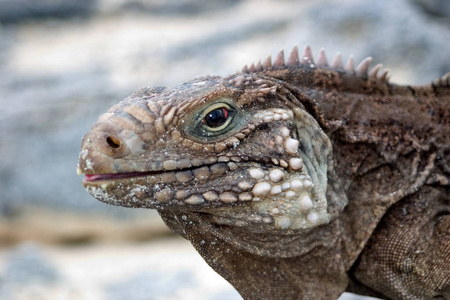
78;46;450;299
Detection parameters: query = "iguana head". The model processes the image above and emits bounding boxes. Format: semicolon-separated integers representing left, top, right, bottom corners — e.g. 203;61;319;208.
78;46;345;232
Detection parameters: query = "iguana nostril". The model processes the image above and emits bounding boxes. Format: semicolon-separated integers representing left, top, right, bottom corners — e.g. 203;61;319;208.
106;136;121;149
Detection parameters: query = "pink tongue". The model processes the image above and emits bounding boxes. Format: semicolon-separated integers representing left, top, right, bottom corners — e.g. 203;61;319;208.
84;174;106;181
84;172;147;182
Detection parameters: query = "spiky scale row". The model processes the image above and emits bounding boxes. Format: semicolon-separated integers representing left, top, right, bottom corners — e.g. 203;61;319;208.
242;45;391;83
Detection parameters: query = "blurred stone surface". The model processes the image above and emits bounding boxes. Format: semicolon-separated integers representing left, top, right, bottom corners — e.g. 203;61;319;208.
2;243;60;284
105;269;197;300
0;0;96;23
0;243;61;300
413;0;450;18
0;209;170;246
0;240;376;300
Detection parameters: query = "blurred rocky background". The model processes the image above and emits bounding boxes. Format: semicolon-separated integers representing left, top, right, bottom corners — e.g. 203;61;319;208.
0;0;449;299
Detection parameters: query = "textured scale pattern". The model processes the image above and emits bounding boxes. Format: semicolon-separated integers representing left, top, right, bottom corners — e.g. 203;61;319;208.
78;45;450;300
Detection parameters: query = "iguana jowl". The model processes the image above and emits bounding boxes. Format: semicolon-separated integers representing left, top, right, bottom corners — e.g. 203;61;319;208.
77;45;450;299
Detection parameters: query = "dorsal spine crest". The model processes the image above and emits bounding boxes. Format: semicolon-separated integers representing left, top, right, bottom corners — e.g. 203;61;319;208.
242;45;391;84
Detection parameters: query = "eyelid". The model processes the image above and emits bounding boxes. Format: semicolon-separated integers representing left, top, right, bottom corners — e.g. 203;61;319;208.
199;103;231;119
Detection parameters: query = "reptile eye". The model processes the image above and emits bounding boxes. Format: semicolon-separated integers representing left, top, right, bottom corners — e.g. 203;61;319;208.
202;107;229;128
187;100;240;140
199;103;235;133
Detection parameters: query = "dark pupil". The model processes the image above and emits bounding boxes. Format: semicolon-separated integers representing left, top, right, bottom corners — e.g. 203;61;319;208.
204;107;228;128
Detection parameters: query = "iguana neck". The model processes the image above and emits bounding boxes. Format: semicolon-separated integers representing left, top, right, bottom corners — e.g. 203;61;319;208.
256;66;450;265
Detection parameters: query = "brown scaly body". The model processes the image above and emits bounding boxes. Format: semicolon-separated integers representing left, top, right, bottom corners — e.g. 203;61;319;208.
77;45;450;299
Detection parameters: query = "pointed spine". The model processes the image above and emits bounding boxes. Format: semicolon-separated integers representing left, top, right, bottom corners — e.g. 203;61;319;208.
301;45;314;65
345;55;354;73
378;68;390;83
273;49;285;68
255;61;263;72
433;72;450;87
287;46;300;66
331;52;343;68
262;55;272;69
369;64;382;82
355;57;372;76
316;48;328;67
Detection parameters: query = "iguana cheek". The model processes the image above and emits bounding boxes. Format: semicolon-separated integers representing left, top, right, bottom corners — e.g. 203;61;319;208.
244;163;327;230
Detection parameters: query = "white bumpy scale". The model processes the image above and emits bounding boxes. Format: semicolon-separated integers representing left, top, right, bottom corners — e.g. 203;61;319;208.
243;107;333;230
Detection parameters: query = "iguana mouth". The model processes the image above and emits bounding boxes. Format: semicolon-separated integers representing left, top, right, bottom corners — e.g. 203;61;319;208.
81;160;247;185
84;172;156;182
79;160;262;209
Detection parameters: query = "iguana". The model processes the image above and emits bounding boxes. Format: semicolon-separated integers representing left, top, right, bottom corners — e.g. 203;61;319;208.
77;45;450;300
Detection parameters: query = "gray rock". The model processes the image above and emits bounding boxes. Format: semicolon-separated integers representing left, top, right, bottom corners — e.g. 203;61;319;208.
412;0;450;18
105;269;196;300
207;289;243;300
0;0;96;23
119;0;242;16
1;242;60;284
